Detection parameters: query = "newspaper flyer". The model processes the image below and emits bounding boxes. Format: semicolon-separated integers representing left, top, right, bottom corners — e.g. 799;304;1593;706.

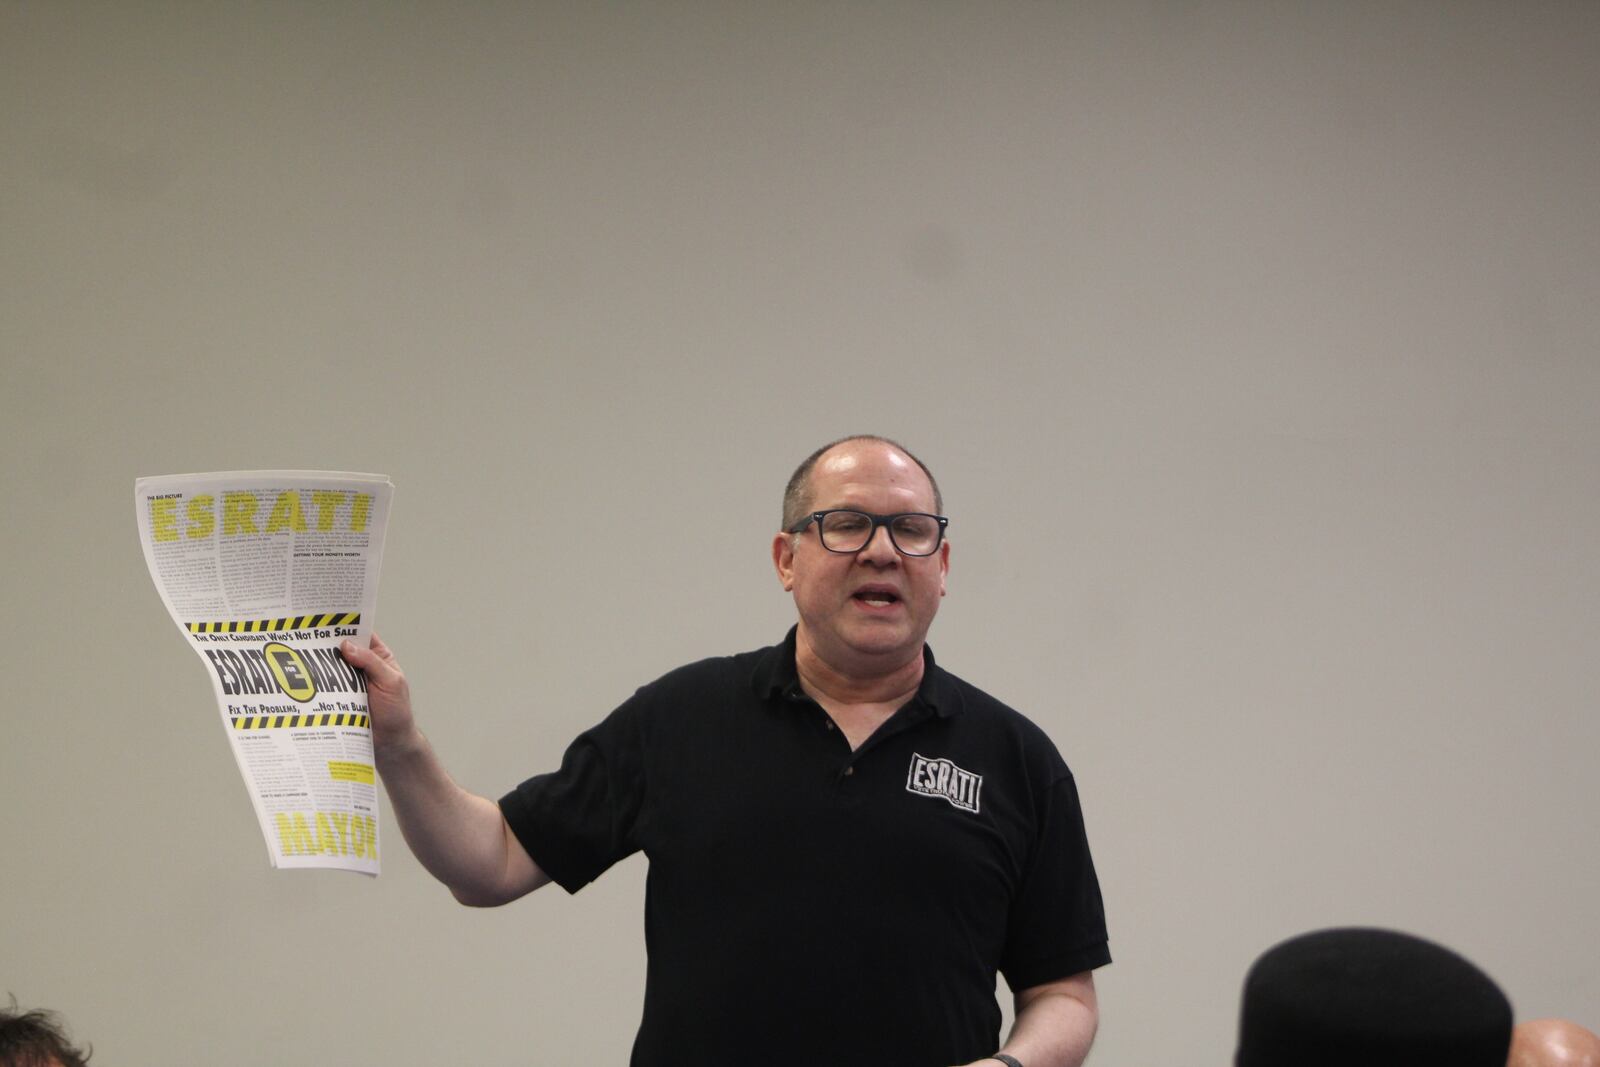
135;471;394;875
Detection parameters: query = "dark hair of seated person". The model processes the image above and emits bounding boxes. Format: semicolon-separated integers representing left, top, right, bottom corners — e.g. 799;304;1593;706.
1234;927;1513;1067
0;997;92;1067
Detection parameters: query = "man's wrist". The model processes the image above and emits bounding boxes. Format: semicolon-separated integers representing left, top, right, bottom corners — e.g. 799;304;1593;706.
372;724;429;768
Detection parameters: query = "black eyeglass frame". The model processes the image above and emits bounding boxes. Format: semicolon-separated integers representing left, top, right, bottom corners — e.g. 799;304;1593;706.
787;509;950;557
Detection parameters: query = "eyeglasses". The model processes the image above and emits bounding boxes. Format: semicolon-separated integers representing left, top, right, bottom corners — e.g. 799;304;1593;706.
788;509;949;556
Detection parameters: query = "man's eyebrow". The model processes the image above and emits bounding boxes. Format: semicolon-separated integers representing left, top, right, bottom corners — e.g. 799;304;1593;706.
819;508;932;517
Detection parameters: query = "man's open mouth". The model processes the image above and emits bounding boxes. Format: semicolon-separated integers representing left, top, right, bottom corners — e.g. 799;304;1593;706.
853;589;901;606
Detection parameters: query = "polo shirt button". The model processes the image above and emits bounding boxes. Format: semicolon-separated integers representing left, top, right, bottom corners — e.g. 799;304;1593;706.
825;721;835;731
843;766;854;776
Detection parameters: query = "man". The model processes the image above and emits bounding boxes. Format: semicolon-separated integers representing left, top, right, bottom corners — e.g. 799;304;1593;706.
342;436;1110;1066
0;999;92;1067
1509;1019;1600;1067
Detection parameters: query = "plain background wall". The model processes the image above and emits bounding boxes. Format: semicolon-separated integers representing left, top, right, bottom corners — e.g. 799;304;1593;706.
3;2;1596;1063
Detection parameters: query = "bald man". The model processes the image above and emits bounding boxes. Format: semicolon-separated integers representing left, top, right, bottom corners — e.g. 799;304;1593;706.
345;435;1110;1067
1509;1019;1600;1067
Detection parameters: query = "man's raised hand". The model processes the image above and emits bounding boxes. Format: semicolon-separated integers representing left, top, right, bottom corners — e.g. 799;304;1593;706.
340;633;417;753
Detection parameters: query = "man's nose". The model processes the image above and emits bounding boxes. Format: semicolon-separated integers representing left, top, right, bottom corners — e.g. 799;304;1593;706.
857;522;900;562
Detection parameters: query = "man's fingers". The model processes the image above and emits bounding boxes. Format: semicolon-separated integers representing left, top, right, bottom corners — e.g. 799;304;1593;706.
341;638;401;686
339;639;371;671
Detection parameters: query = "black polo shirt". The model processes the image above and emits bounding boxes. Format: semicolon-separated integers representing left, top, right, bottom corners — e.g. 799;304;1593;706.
500;629;1110;1067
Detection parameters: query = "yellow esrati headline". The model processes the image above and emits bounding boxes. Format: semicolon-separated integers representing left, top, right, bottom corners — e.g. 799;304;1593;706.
148;490;373;541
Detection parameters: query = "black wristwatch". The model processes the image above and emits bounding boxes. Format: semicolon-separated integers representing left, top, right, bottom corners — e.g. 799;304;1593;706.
991;1055;1024;1067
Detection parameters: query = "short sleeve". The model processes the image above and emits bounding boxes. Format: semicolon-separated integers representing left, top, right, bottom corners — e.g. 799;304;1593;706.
499;700;646;894
998;771;1111;991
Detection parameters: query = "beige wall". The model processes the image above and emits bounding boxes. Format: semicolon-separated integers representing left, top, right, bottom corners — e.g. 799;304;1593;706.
3;2;1596;1062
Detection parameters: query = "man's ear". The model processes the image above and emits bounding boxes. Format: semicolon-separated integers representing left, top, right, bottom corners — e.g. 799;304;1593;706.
938;538;950;596
772;532;796;591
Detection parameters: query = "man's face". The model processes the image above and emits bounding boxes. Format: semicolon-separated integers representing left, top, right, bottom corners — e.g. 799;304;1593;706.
773;441;949;674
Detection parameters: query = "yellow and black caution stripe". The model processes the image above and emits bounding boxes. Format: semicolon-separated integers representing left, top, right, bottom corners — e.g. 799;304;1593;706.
231;713;371;730
187;613;360;634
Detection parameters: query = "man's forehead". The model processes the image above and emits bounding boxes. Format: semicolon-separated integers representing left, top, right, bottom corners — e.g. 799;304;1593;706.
812;443;933;502
815;441;912;473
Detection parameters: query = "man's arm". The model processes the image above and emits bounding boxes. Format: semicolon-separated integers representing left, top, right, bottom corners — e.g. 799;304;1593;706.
961;971;1099;1067
341;635;549;906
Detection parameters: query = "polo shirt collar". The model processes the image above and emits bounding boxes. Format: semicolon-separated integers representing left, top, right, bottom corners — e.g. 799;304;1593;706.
751;625;961;718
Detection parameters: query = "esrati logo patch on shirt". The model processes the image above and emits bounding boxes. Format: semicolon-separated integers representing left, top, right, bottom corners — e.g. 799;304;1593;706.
905;753;983;814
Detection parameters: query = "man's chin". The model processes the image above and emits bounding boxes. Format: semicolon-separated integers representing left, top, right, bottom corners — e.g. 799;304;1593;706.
798;616;927;670
838;622;920;658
